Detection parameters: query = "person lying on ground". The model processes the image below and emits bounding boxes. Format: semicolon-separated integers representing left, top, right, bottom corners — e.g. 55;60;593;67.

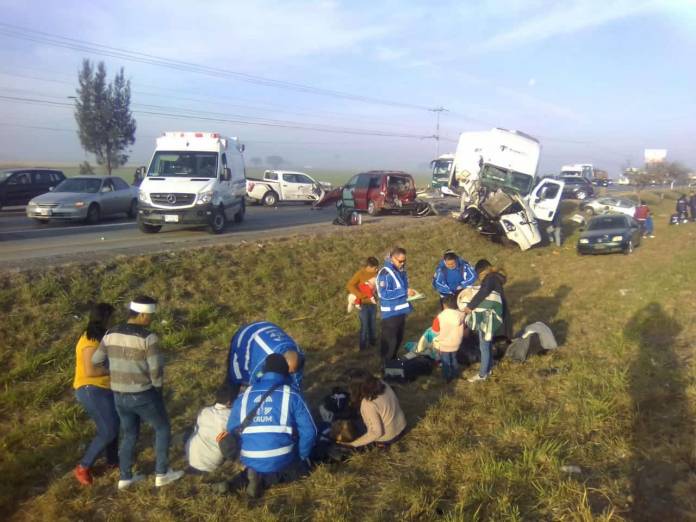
339;368;407;449
185;381;236;474
462;260;512;383
432;250;476;307
220;354;317;499
433;294;465;383
73;302;119;486
92;295;184;489
227;321;305;396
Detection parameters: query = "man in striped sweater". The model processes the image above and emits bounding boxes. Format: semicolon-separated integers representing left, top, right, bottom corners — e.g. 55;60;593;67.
92;296;184;490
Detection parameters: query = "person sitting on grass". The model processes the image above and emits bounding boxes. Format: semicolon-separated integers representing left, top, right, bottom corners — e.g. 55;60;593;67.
432;294;465;383
185;381;235;474
221;354;317;499
73;302;119;486
338;368;407;449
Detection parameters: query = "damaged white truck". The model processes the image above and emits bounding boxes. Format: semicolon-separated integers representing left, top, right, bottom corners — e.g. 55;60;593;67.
445;128;564;251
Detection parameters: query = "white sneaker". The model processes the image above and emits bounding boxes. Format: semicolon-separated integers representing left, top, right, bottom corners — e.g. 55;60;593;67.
155;469;184;487
118;474;145;490
467;374;488;383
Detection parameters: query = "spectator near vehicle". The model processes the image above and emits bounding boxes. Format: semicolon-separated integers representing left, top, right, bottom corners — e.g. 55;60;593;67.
633;200;654;238
377;247;416;364
346;257;380;351
223;354;317;498
92;296;184;489
432;250;476;306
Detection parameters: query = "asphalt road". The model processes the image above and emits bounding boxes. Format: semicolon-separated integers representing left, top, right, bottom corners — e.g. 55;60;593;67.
0;203;344;268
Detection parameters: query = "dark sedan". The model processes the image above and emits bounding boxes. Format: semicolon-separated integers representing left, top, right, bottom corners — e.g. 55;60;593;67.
577;214;641;255
560;176;595;200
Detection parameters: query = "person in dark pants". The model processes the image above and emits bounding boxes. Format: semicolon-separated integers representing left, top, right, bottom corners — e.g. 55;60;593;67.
346;257;380;351
689;191;696;222
377;247;415;364
73;302;119;486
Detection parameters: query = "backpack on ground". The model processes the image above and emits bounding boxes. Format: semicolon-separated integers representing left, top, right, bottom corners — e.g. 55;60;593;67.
383;352;433;382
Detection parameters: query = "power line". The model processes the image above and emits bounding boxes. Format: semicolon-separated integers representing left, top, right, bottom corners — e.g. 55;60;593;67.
0;23;435;112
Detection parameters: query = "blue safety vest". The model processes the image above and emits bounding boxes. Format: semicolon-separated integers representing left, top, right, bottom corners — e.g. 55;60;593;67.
377;260;412;319
228;321;304;387
227;372;317;473
432;256;476;297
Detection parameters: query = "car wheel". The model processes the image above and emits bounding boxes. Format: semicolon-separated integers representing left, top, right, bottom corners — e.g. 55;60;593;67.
127;199;138;219
576;190;587;200
85;204;100;225
138;217;161;234
234;199;245;223
367;200;379;216
262;191;278;207
209;206;226;234
623;240;633;255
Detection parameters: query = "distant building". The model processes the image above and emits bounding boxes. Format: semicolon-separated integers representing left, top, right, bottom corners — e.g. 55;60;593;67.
644;149;667;164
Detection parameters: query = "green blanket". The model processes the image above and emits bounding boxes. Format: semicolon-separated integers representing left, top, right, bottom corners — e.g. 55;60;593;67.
465;291;503;342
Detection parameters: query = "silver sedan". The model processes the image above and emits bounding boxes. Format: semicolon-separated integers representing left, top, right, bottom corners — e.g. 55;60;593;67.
579;196;636;218
26;176;138;224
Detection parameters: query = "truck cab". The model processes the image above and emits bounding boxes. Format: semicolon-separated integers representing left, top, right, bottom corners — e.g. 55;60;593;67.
430;154;454;189
137;132;246;234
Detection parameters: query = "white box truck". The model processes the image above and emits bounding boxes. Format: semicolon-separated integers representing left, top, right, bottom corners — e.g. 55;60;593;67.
137;132;247;234
447;128;564;250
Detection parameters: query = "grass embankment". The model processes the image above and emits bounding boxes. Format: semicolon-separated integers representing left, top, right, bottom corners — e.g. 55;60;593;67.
1;193;694;521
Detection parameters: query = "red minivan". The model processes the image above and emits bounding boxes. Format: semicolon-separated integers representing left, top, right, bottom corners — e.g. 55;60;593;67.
342;170;417;215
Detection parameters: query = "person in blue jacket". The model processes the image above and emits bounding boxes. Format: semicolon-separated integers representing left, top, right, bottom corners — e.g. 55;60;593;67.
432;250;476;307
377;247;415;364
227;321;304;396
226;354;317;498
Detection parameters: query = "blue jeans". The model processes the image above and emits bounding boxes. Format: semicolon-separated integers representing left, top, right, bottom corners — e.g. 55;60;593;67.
359;304;377;350
114;388;171;479
439;351;459;382
478;330;493;378
75;385;119;468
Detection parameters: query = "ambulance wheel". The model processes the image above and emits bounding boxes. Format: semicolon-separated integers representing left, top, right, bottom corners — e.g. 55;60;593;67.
209;206;226;234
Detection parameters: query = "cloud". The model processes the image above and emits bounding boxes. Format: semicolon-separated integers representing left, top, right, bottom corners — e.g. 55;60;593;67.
527;78;536;87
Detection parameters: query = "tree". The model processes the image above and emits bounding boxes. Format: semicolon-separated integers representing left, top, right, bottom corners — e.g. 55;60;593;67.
626;161;691;192
266;155;284;169
74;60;136;175
78;161;95;175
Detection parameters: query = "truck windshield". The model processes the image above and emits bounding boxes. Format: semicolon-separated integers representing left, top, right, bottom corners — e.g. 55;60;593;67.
147;151;218;178
480;164;534;196
431;159;453;179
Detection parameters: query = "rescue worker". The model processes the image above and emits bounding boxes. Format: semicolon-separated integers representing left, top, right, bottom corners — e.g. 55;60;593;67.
676;194;689;222
227;321;304;398
377;247;415;364
223;354;317;498
432;250;476;307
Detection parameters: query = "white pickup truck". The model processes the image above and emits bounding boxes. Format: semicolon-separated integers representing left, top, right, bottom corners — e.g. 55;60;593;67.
246;170;329;206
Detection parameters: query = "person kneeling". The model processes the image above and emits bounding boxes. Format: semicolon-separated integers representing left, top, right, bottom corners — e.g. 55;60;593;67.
221;354;317;498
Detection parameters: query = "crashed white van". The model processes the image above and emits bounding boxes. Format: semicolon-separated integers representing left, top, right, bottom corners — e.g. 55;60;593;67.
137;132;246;234
447;128;563;250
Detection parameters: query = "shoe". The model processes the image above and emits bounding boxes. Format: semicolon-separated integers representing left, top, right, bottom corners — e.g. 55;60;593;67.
118;474;145;490
246;468;264;499
467;374;488;383
74;465;93;486
155;469;184;487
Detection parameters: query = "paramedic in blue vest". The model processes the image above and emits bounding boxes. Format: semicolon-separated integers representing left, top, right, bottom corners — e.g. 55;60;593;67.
226;354;317;498
377;247;416;364
432;250;477;308
227;321;304;397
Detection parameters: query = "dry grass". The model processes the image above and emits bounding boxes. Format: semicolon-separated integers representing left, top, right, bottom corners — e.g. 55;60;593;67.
1;193;694;521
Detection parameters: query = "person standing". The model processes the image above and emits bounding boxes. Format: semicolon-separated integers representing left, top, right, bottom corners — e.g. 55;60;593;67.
92;296;184;490
346;257;380;351
634;200;654;238
433;294;465;383
432;250;476;307
377;247;415;364
689;191;696;222
73;303;119;486
676;194;689;222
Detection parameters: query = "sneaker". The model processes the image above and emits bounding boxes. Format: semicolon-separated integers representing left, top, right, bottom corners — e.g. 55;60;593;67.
118;474;145;490
467;374;488;383
74;465;93;486
155;469;184;487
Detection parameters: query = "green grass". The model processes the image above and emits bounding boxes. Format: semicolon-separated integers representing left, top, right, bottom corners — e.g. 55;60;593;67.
0;196;694;521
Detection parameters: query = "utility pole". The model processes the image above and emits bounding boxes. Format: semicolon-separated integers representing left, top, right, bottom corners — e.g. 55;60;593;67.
429;106;448;157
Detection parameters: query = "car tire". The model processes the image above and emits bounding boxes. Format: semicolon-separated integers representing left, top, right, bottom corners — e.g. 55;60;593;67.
234;199;245;223
623;240;633;255
138;218;161;234
85;204;100;225
127;199;138;219
367;200;379;216
209;206;226;234
576;190;587;200
262;191;278;207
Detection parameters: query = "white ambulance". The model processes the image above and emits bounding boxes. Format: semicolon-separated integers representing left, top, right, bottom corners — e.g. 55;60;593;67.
137;132;246;234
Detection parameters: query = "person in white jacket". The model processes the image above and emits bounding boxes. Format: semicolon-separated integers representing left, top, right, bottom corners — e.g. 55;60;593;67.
433;294;465;383
185;382;235;473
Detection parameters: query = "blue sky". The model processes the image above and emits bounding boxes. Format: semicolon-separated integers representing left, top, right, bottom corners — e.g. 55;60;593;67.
0;0;695;176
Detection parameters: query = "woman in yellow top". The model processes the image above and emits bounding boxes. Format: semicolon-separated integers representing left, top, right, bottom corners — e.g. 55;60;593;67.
73;303;118;486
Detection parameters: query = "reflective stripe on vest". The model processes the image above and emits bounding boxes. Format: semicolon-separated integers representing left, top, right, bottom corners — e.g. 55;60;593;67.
240;444;294;459
379;266;402;290
242;425;294;435
232;323;258;380
239;384;292;426
380;302;410;312
245;326;275;373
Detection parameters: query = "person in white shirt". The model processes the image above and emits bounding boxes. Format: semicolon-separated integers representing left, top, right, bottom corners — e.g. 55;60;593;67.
433;294;465;383
185;382;234;473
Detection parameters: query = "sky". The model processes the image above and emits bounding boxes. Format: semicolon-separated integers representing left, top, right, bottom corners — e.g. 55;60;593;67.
0;0;695;177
